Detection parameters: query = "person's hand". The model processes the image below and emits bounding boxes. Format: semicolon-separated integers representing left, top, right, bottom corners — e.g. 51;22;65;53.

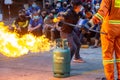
8;25;14;31
83;19;95;31
28;27;31;32
17;27;21;32
28;27;34;32
88;19;95;29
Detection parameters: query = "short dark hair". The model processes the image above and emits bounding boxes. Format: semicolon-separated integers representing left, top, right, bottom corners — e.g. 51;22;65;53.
18;9;25;14
71;0;82;6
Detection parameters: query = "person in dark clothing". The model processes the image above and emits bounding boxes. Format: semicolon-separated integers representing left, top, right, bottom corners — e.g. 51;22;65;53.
10;9;29;36
45;1;54;14
56;0;85;63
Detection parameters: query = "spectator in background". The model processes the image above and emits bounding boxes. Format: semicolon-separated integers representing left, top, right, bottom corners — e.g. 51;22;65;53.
92;25;100;48
83;2;94;14
62;1;68;12
26;1;41;18
94;0;102;5
81;0;92;3
41;9;47;19
43;11;55;40
43;10;60;41
28;11;43;36
94;0;101;12
55;0;64;13
45;1;53;14
91;1;101;48
10;9;29;36
79;3;94;46
91;0;101;13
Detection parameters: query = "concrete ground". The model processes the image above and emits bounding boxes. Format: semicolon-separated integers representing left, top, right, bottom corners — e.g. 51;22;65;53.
0;47;108;80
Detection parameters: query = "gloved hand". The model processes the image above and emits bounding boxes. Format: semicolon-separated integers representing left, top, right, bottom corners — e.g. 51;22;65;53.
87;19;95;29
83;19;95;30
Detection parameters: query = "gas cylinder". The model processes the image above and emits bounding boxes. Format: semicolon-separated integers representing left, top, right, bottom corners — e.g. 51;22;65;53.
53;39;71;78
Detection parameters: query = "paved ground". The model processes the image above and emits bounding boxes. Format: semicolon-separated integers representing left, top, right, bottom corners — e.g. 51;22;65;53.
0;19;105;80
0;47;107;80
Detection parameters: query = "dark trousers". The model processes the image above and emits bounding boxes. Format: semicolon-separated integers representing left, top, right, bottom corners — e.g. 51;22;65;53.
51;28;60;41
60;31;81;60
31;27;42;37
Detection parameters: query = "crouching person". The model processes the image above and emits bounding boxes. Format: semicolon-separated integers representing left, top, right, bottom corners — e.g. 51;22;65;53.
28;11;43;37
43;12;55;40
43;11;60;41
10;9;29;36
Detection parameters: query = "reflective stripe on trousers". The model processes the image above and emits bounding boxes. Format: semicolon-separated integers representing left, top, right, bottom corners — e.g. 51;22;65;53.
103;59;114;65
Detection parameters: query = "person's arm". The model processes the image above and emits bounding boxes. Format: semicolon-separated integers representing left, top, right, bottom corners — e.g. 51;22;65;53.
32;17;43;30
33;24;41;30
37;9;41;14
36;6;41;14
89;0;111;26
14;19;19;28
22;20;29;28
28;24;32;32
11;20;17;29
28;19;33;32
13;19;22;32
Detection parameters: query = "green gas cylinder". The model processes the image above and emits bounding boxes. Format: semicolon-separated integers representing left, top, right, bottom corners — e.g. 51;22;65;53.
53;39;71;78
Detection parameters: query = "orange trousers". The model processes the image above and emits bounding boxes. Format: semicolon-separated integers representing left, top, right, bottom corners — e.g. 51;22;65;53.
101;22;120;80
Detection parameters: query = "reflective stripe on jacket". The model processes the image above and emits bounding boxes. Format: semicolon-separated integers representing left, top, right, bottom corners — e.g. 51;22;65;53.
92;0;120;25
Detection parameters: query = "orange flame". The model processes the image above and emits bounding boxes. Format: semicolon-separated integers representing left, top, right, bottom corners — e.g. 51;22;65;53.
53;17;60;23
0;22;51;57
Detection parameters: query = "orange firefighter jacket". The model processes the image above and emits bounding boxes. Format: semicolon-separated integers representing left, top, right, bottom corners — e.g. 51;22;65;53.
92;0;120;24
91;0;120;65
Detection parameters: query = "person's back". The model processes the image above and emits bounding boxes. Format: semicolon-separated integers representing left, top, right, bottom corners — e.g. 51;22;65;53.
60;9;79;33
98;0;120;20
87;0;120;79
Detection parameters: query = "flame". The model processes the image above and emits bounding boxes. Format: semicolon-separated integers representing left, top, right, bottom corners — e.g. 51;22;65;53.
0;22;51;57
53;17;60;23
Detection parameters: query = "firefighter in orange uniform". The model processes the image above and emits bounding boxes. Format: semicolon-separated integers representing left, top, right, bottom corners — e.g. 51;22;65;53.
88;0;120;80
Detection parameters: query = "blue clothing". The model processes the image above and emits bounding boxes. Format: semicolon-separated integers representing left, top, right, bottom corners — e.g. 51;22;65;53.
26;6;40;16
56;7;67;13
93;0;102;5
29;16;43;27
29;16;43;36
